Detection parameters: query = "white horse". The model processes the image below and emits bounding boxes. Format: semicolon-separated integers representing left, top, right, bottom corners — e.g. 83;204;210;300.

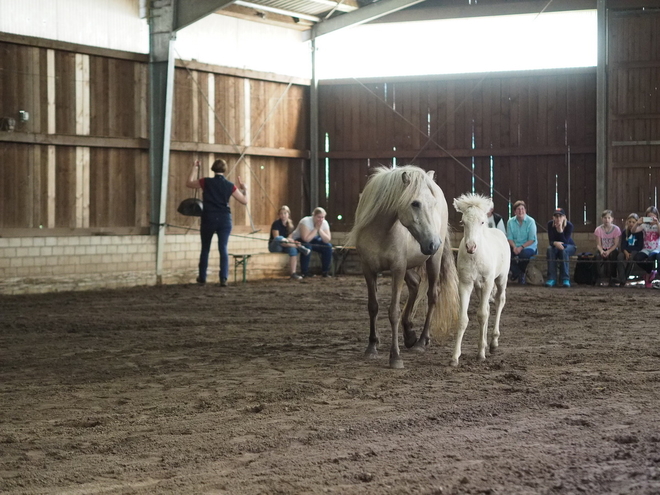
346;166;459;369
451;193;510;367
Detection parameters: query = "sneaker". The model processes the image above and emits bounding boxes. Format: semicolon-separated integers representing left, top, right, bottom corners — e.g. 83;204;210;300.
196;276;206;285
509;272;518;282
561;279;571;288
302;273;315;279
290;273;302;280
545;279;556;287
298;245;311;256
220;278;228;287
322;272;332;278
644;272;653;288
652;279;660;289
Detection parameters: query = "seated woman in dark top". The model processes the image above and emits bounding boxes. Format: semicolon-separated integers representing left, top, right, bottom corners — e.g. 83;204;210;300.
545;208;576;288
616;213;644;286
268;205;310;280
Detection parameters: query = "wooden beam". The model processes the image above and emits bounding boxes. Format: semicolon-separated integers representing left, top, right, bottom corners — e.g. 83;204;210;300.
322;146;595;160
171;141;310;158
0;132;309;158
0;132;149;149
0;32;148;62
611;162;660;168
175;59;310;86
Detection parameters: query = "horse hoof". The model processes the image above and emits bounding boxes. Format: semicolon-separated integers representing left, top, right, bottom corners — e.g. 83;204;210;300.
389;359;404;369
412;337;430;352
449;359;459;367
410;341;427;353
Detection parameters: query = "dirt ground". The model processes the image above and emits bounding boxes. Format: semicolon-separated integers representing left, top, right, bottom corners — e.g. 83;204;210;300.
1;275;660;495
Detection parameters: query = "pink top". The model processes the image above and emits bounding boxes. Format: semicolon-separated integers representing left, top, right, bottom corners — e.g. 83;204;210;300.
594;224;621;251
640;223;660;253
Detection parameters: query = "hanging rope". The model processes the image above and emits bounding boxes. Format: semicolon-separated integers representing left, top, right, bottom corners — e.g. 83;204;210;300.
173;46;293;213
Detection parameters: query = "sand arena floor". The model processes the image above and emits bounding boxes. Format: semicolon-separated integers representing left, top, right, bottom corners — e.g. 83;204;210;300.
1;275;659;494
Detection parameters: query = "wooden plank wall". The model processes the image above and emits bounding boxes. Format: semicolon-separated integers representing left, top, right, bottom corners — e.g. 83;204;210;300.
319;70;598;232
0;36;310;235
608;9;660;219
0;40;150;233
168;66;310;230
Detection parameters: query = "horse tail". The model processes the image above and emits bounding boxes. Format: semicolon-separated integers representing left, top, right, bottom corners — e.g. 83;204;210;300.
431;231;460;341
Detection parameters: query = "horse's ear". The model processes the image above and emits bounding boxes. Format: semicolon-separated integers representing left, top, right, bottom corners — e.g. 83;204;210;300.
401;171;410;186
452;198;462;213
426;170;435;180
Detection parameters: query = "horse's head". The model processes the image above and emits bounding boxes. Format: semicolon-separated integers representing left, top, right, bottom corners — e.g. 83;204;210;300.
453;194;492;255
398;169;443;256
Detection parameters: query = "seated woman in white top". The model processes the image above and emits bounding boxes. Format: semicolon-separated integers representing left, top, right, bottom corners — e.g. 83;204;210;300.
292;207;333;278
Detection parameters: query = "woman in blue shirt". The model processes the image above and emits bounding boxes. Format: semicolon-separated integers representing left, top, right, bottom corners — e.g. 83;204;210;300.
506;200;538;285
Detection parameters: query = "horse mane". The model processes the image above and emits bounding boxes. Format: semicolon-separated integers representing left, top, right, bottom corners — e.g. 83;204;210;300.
453;193;493;215
347;165;435;244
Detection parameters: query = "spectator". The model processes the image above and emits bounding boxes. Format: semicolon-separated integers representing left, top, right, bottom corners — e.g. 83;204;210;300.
268;205;311;280
487;205;507;235
616;213;644;287
632;206;660;288
545;207;576;288
506;200;538;285
292;207;333;278
594;209;621;286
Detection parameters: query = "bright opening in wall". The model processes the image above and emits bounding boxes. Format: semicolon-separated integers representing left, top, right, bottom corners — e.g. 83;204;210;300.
316;10;597;79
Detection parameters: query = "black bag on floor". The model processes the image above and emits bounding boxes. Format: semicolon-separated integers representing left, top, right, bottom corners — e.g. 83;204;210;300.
574;252;597;285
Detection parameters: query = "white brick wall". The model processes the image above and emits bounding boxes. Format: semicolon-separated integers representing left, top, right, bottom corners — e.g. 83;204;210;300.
0;231;292;295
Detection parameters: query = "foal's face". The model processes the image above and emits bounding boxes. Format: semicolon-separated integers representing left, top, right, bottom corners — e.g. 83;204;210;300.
462;208;487;254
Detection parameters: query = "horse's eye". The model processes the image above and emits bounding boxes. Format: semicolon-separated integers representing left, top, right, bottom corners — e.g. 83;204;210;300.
411;201;421;208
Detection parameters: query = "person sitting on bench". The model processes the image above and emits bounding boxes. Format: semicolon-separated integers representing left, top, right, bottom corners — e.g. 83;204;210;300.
268;205;310;280
292;207;333;278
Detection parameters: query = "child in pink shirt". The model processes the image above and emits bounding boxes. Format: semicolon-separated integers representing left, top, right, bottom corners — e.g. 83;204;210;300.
594;209;621;286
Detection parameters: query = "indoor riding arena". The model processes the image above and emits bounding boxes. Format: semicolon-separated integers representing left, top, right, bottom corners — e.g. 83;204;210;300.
1;1;660;494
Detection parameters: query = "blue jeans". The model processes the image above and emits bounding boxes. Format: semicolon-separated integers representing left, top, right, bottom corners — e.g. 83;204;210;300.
199;213;232;282
300;237;332;275
268;236;298;256
547;244;577;281
510;247;537;279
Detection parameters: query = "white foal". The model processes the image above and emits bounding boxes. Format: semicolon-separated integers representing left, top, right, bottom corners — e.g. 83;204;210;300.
451;194;511;366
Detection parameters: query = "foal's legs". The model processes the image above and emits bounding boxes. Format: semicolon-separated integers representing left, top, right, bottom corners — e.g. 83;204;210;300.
450;281;473;367
401;269;421;349
476;280;494;361
490;276;507;353
363;270;379;359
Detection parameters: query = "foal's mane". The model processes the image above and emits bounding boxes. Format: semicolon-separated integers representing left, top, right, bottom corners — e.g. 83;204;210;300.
350;165;434;237
453;193;492;215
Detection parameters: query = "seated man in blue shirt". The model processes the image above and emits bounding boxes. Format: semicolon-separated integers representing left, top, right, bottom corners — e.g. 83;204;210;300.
506;200;538;284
